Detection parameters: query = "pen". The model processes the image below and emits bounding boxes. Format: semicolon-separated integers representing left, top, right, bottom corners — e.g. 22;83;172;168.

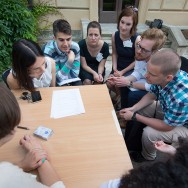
17;126;30;130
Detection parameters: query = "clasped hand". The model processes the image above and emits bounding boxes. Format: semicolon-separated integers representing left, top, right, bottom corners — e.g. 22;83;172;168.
119;108;134;120
107;73;130;87
18;135;48;172
93;72;103;83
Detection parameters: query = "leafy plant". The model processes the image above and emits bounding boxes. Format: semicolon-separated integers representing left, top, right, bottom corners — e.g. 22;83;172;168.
31;1;62;36
0;0;62;78
0;0;36;77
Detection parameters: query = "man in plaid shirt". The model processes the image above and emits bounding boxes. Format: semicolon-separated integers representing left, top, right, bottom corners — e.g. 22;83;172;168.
120;49;188;162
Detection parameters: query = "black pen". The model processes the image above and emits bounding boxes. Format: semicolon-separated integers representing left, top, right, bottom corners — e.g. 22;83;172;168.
17;126;30;130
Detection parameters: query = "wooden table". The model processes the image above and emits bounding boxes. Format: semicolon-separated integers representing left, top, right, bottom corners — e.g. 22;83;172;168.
0;85;132;188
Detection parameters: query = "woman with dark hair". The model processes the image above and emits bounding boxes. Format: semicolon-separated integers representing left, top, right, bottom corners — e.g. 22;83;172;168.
7;39;56;91
78;21;109;84
0;83;65;187
106;6;140;107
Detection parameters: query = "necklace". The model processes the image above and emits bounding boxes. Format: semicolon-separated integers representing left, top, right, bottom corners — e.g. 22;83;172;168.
120;34;131;41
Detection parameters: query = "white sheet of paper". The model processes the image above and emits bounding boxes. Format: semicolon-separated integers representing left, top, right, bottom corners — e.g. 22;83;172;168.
51;88;85;118
58;78;81;86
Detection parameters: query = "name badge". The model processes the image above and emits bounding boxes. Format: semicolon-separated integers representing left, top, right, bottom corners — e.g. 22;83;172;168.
96;53;103;62
123;39;133;48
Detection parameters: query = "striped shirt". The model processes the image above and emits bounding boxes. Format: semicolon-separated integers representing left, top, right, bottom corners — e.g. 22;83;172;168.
43;40;80;86
150;70;188;128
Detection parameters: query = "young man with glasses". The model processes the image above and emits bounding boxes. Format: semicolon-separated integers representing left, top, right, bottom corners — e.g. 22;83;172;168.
120;49;188;162
43;19;82;86
110;28;166;154
111;28;166;109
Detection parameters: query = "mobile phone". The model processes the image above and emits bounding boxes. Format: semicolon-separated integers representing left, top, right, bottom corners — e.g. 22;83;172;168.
31;91;42;103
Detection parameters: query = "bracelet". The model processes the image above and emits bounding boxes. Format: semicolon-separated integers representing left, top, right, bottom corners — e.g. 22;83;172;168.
41;158;46;163
98;73;102;75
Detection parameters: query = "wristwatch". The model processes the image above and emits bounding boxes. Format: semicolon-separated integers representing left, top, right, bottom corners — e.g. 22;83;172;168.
131;112;137;121
129;81;133;88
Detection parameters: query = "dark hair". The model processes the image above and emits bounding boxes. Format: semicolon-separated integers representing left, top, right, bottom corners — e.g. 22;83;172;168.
170;137;188;169
119;138;188;188
53;19;72;36
0;83;21;139
117;6;138;36
12;39;44;92
87;21;102;36
119;161;188;188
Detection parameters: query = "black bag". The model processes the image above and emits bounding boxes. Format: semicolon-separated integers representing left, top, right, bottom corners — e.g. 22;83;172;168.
150;19;163;29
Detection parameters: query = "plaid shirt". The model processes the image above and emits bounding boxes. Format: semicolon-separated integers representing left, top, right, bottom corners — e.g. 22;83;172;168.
150;70;188;128
43;40;80;86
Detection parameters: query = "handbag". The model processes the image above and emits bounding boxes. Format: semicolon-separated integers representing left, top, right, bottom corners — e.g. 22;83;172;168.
150;19;163;29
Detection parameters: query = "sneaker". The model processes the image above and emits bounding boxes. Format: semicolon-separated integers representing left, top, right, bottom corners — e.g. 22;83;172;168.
129;151;148;163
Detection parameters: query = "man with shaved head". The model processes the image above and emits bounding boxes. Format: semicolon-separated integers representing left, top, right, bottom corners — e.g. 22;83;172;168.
120;49;188;162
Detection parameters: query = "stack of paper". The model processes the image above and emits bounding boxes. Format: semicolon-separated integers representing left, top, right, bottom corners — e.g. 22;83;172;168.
51;88;85;118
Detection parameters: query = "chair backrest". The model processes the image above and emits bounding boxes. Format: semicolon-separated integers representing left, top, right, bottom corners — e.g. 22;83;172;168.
1;68;11;88
180;56;188;73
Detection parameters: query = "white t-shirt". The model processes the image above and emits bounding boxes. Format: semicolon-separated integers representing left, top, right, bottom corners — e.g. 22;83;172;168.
100;179;120;188
0;162;65;188
11;57;53;88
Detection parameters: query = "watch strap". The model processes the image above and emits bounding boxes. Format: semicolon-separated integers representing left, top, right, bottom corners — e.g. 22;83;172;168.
131;112;137;121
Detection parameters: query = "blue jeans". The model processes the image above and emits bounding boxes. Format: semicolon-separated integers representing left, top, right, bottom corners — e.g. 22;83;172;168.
120;87;147;109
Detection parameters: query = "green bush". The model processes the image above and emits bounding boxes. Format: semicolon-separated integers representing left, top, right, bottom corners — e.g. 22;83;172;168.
0;0;61;77
32;1;61;36
0;0;36;76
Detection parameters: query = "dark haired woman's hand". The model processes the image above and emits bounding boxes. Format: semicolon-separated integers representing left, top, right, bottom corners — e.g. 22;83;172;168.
17;149;48;172
113;70;121;77
93;72;100;82
20;135;43;151
98;73;103;82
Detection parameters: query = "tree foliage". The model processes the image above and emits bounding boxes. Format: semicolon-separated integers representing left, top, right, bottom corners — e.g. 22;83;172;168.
0;0;61;77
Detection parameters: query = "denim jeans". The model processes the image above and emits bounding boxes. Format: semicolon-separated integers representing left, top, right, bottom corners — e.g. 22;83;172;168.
120;87;147;109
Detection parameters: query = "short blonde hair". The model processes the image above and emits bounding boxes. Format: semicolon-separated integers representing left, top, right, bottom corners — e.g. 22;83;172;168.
150;49;181;76
141;28;167;51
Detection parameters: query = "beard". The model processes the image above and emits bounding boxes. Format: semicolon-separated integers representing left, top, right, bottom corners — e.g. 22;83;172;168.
135;54;145;61
135;53;149;61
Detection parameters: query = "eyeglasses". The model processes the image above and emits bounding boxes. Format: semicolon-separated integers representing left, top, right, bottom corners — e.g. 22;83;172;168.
136;44;152;54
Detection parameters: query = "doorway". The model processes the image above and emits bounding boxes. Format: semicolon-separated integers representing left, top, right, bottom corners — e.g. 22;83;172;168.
99;0;139;23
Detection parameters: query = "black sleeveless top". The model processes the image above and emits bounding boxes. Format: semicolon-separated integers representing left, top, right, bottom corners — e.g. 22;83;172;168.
115;31;138;71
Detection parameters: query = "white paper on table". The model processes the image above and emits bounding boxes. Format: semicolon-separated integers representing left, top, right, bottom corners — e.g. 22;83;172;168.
58;78;81;86
51;88;85;118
